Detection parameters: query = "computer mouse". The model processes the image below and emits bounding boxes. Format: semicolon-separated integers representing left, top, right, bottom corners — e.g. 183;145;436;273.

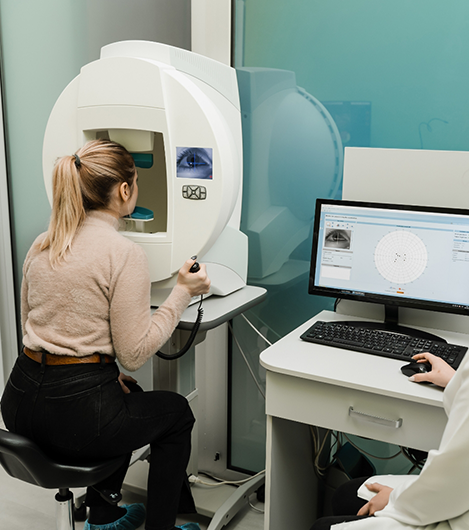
401;361;432;377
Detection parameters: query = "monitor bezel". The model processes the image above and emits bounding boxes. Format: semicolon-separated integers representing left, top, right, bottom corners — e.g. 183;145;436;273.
309;198;469;317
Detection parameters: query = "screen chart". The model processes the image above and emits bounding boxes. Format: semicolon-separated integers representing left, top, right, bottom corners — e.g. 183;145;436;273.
313;202;469;310
374;230;428;284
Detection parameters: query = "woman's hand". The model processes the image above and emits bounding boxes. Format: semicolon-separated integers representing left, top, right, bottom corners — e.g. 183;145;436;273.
357;483;393;516
410;352;455;388
177;258;211;298
118;372;138;394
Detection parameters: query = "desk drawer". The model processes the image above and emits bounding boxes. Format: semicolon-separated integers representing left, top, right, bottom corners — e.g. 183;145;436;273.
266;371;447;451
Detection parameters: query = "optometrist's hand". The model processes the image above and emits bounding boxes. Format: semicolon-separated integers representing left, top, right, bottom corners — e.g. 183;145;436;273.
410;352;455;388
177;258;211;298
357;483;393;516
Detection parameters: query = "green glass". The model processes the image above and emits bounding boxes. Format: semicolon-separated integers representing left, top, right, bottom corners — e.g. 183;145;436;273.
231;0;469;473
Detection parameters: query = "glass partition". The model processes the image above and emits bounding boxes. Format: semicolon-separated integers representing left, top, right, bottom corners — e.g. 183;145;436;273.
230;0;469;474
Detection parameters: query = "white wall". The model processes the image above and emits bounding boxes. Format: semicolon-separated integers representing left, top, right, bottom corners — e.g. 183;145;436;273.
192;0;232;65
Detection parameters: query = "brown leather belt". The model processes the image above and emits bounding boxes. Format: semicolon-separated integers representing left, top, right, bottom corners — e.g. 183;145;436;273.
24;347;115;366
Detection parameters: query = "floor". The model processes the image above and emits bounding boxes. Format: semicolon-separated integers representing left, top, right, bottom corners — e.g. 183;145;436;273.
0;418;264;530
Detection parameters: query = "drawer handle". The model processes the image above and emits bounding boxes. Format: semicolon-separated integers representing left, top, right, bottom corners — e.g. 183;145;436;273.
349;406;403;429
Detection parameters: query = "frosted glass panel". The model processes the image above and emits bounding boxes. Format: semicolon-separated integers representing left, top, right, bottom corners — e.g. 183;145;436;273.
231;0;469;473
0;0;190;296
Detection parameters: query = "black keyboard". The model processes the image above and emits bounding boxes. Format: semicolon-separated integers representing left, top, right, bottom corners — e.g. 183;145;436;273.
300;321;467;369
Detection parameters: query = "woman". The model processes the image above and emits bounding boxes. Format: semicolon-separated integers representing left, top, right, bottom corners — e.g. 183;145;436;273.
311;351;469;530
0;139;210;530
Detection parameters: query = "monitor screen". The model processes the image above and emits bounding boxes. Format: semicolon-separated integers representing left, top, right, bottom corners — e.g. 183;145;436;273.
309;199;469;317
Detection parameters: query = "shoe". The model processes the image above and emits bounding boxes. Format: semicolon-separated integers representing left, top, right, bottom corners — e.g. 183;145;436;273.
84;503;146;530
175;524;201;530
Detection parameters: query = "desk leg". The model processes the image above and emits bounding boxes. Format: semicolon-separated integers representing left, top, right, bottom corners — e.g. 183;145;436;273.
265;415;319;530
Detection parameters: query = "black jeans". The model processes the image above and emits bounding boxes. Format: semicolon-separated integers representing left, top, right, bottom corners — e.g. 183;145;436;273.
311;477;371;530
1;351;196;530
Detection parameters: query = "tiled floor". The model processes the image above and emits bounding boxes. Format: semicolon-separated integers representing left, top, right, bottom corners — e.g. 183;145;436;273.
0;417;264;530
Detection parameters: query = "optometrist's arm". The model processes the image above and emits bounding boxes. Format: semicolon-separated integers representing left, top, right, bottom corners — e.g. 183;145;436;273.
357;483;393;516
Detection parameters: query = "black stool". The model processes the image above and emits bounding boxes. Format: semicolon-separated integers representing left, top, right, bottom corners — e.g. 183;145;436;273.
0;428;128;530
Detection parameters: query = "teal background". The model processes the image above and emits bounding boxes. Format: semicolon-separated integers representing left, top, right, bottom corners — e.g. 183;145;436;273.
241;0;469;151
230;0;469;474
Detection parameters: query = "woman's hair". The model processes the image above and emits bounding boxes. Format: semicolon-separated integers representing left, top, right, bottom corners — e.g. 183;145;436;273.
40;139;136;267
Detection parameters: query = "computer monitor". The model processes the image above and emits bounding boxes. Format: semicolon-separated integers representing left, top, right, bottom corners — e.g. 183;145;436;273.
309;199;469;332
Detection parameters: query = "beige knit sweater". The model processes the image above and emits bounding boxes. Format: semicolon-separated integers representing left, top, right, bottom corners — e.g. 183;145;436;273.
22;211;192;371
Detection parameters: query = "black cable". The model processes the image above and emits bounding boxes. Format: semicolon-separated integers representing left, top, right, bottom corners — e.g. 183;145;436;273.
401;446;427;472
155;295;204;360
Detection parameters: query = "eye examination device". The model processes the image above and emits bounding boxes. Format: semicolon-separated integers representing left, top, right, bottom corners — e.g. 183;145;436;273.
43;41;247;306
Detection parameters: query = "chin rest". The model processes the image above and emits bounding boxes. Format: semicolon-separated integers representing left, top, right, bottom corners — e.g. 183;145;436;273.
0;428;128;529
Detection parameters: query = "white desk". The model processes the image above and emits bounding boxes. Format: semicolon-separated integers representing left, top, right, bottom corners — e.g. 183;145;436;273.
259;310;469;530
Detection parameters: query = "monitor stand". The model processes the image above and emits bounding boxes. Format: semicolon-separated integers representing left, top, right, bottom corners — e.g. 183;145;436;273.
337;304;447;343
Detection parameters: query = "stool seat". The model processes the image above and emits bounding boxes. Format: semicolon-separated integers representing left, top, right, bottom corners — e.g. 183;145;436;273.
0;427;129;529
0;428;127;489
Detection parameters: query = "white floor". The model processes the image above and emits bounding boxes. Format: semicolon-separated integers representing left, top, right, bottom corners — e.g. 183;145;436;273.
0;417;264;530
0;472;264;530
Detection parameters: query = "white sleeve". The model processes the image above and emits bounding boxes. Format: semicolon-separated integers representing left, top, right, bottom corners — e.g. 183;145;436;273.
375;358;469;526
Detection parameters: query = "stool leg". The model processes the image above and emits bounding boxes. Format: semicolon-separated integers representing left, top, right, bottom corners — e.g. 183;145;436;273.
55;489;75;530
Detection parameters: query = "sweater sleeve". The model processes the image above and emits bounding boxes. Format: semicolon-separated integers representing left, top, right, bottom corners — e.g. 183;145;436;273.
20;275;30;338
109;245;192;371
375;357;469;526
21;235;42;339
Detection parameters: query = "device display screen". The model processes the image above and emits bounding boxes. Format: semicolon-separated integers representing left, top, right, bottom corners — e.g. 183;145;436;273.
176;147;213;179
310;199;469;314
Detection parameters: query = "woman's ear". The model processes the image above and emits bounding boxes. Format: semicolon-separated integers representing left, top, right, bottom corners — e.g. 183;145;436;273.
119;181;131;202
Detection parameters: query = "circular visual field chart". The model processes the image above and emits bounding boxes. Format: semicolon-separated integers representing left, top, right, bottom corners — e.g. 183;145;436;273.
374;230;428;284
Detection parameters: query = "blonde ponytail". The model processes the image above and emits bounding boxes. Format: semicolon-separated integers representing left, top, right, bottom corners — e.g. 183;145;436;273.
40;156;86;267
40;139;136;268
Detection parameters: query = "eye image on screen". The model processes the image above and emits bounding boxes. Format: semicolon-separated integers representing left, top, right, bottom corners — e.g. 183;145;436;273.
324;228;351;249
176;147;213;179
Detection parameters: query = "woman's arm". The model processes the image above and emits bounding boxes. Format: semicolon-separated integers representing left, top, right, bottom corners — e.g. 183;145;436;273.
21;277;30;338
110;248;210;371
